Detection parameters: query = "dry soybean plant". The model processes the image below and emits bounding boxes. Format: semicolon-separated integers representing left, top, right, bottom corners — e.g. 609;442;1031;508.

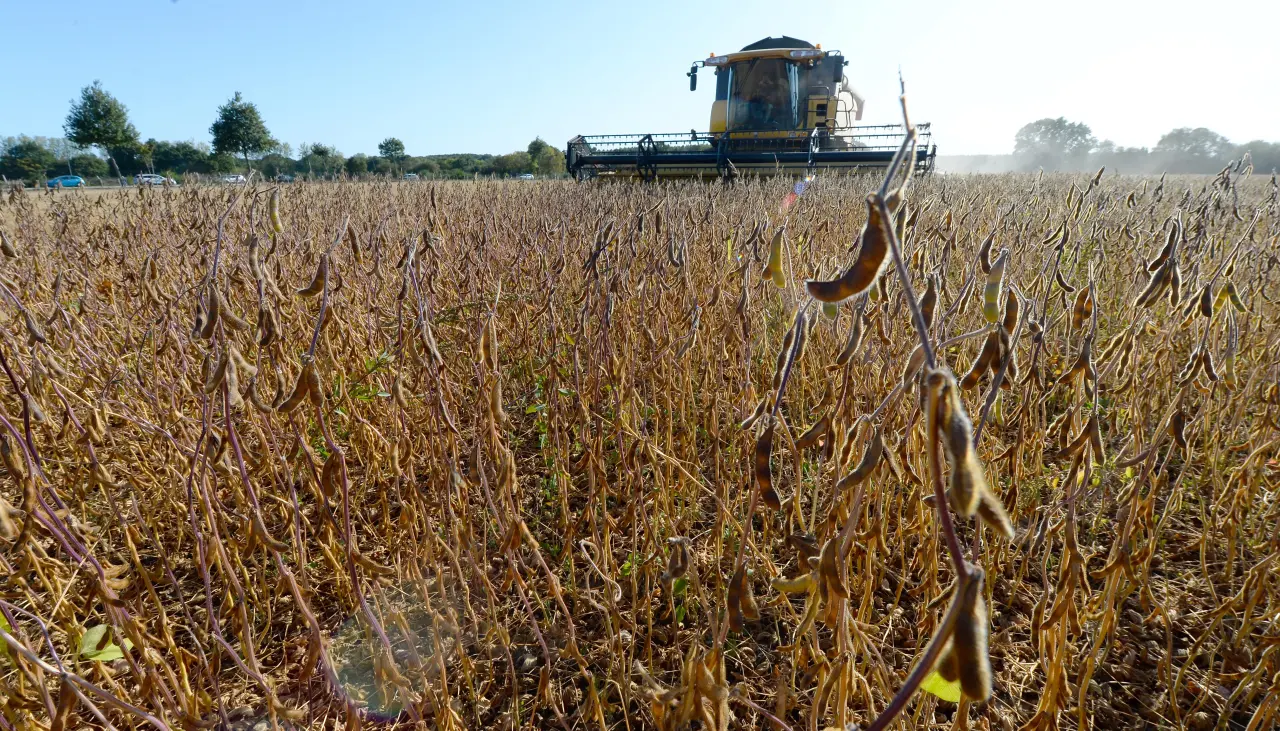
1;138;1279;731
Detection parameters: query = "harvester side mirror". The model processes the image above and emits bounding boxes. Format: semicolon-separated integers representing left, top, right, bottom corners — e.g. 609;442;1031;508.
832;57;844;82
688;65;698;91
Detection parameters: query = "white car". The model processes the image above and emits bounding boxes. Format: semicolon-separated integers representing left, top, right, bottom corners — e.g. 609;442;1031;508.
518;173;535;180
137;173;176;186
221;174;247;184
403;173;419;181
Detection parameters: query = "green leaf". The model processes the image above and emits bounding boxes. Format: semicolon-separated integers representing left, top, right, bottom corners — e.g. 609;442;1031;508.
79;624;132;662
525;403;545;414
674;605;686;624
673;577;688;597
921;670;961;703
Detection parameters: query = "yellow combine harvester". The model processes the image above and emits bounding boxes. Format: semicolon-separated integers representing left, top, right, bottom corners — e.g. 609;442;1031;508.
566;36;935;181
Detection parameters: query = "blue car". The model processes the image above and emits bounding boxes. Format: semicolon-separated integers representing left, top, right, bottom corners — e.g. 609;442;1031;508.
47;175;85;188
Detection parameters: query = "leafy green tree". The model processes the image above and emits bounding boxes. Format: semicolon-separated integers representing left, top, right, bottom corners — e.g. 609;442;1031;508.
370;157;393;175
108;143;146;176
1013;117;1096;170
70;154;109;178
491;151;533;176
378;138;406;171
151;140;211;174
409;159;440;176
259;154;295;179
210;92;274;170
299;143;343;177
527;137;551;160
2;140;57;182
64;81;139;178
346;154;369;177
532;145;565;176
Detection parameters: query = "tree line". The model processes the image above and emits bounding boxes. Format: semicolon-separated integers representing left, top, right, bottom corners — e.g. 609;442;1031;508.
1011;117;1279;174
2;81;566;185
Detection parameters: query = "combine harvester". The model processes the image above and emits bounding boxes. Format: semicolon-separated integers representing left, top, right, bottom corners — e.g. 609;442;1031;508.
566;36;935;181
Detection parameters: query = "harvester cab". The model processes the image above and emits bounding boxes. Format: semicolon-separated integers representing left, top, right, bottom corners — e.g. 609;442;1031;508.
567;36;935;181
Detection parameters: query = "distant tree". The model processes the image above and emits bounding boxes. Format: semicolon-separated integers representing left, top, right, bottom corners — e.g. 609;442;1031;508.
527;137;551;160
531;142;565;176
410;159;440;176
64;81;139;178
1154;128;1233;172
378;138;406;171
210;92;274;170
108;142;146;176
1235;140;1280;174
151;140;211;174
1013;117;1096;170
259;154;295;179
2;140;57;182
299;144;343;177
491;151;533;176
346;154;369;177
69;154;109;178
209;153;239;173
370;157;393;175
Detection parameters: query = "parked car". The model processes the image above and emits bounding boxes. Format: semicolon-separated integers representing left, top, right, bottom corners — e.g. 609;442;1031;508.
517;173;535;180
221;174;247;184
402;173;419;181
275;174;294;183
47;175;85;188
136;173;176;186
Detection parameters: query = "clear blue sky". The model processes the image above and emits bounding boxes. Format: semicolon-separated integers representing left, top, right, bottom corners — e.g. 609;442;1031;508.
1;0;1276;156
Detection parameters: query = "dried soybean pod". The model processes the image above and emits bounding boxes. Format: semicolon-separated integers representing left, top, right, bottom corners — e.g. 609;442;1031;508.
976;490;1015;539
661;537;690;583
834;306;865;366
1170;409;1187;448
1071;284;1093;331
771;325;796;391
836;427;883;491
198;285;220;339
953;570;992;702
1226;281;1246;311
23;309;46;345
204;351;229;393
982;251;1007;324
0;229;15;258
1199;284;1214;318
740;397;769;431
1169;262;1182;306
1087;412;1105;463
762;226;785;286
1001;287;1021;334
936;639;960;682
278;361;318;414
795;414;830;450
961;331;1000;390
727;563;758;632
805;193;890;303
221;303;250;331
256;306;278;347
1054;268;1076;293
920;274;938;329
977;231;994;274
297;254;329;297
901;343;926;387
755;420;781;511
268;189;284;233
1201;348;1220;382
1135;261;1170;307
